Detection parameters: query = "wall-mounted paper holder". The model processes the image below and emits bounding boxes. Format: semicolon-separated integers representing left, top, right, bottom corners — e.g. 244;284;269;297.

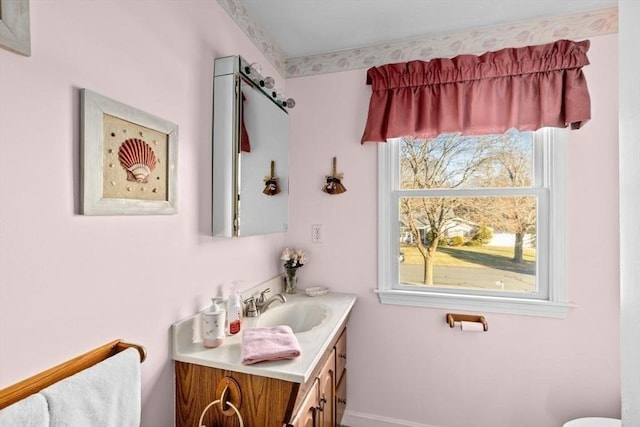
446;313;488;331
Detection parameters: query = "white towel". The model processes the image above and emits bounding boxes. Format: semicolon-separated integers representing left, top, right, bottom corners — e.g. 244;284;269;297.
40;347;141;427
0;393;49;427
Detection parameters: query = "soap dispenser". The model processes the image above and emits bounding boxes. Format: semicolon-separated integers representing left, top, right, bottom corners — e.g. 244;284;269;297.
202;298;226;348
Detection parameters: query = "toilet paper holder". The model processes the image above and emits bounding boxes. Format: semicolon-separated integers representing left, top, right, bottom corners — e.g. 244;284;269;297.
446;313;488;331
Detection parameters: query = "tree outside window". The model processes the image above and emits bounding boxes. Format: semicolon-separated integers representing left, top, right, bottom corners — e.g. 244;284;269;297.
397;130;539;293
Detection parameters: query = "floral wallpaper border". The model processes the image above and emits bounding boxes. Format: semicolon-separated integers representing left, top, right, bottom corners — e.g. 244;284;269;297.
216;0;286;75
218;1;617;79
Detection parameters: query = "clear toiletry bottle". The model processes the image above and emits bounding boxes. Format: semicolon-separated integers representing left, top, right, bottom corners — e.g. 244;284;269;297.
202;298;226;348
227;289;243;335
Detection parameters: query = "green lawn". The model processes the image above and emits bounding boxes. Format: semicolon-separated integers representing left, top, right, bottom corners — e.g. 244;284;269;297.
400;244;535;274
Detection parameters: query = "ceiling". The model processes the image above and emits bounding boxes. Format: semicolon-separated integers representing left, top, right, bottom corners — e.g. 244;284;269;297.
240;0;617;58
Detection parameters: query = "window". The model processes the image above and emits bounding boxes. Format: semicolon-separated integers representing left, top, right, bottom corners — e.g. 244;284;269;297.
377;128;569;318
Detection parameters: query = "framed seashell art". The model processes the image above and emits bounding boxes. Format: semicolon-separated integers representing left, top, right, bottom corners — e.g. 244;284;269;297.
0;0;31;56
80;89;178;215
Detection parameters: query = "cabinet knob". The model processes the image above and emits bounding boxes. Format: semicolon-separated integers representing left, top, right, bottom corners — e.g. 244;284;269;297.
338;353;347;360
337;397;347;405
317;395;328;412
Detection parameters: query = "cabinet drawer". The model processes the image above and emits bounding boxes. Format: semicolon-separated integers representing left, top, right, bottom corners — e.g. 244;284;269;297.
335;329;347;378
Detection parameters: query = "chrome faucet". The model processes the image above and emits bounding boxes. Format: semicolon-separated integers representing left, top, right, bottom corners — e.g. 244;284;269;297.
243;288;287;317
255;288;286;314
244;296;258;317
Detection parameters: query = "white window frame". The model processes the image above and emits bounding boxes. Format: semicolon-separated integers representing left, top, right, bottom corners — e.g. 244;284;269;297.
376;128;570;318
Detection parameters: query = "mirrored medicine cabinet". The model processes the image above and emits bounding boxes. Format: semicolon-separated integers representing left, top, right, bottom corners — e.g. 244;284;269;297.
212;55;290;237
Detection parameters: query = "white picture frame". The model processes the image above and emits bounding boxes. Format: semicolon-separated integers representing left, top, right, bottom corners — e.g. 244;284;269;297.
80;89;178;215
0;0;31;56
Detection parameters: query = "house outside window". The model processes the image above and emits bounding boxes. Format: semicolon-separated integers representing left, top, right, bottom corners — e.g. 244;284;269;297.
377;128;570;318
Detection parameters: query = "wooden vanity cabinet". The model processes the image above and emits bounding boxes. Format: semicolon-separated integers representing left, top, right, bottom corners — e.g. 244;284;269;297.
175;362;297;427
175;326;348;427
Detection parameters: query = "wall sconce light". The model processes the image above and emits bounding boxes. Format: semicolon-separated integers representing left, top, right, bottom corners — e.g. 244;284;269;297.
242;61;295;109
261;76;275;89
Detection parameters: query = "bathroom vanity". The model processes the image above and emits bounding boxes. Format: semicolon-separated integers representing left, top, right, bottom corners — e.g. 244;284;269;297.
172;291;356;426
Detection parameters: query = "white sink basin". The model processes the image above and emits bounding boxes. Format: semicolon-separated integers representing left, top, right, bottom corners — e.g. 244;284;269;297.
255;302;329;333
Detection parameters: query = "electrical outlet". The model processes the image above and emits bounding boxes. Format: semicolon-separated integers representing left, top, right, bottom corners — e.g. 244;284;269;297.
311;224;322;244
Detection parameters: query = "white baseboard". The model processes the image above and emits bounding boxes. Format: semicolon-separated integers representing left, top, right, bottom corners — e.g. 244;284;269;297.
341;410;440;427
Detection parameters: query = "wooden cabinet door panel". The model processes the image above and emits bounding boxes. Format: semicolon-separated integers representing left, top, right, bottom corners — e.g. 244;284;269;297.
317;349;335;427
335;330;347;380
290;378;318;427
335;370;347;427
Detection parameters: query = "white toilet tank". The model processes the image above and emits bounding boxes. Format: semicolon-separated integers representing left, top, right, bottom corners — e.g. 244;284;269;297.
563;417;621;427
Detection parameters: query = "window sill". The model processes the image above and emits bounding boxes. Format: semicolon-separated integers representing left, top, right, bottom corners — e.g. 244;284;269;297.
375;289;571;318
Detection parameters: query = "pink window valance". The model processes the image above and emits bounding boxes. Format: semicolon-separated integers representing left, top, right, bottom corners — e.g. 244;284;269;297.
361;39;591;143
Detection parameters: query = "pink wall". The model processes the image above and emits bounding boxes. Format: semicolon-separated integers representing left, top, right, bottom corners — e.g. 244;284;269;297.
0;2;619;426
286;33;619;427
0;2;287;426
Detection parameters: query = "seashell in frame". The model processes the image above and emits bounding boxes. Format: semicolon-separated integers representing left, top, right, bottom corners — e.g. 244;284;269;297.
118;138;157;183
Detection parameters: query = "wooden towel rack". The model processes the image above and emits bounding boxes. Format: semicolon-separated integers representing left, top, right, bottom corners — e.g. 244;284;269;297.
0;339;146;410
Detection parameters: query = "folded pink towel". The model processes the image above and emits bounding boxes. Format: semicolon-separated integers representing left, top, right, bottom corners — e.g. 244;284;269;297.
241;325;301;365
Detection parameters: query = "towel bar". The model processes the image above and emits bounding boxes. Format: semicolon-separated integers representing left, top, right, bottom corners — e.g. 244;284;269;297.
0;339;146;410
446;313;488;331
115;340;147;363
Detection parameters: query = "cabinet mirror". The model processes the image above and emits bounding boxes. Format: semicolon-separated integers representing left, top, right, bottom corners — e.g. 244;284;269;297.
212;55;289;237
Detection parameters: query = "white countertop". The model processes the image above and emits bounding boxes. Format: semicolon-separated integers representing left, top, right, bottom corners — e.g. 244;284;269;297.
171;291;357;383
